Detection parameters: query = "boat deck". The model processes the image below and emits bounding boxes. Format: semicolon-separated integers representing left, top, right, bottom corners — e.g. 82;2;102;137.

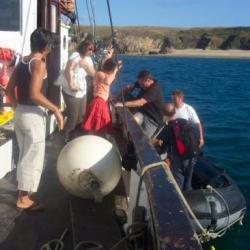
0;131;127;250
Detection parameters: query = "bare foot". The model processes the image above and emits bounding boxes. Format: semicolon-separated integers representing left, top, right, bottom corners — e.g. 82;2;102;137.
16;194;34;209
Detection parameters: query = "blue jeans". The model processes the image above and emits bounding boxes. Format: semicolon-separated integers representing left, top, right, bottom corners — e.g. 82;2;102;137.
171;156;196;191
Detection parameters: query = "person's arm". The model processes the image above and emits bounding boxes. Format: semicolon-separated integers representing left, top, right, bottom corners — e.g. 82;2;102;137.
197;122;204;148
187;105;204;148
116;80;138;98
124;98;147;108
29;60;64;130
151;137;163;147
101;49;113;66
64;59;79;91
104;66;119;86
122;83;137;94
6;69;18;108
121;83;158;108
79;58;95;77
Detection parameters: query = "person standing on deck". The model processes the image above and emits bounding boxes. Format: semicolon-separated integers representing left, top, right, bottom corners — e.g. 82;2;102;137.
115;70;164;138
81;58;119;135
62;40;95;143
172;89;204;148
84;43;114;105
6;28;64;210
62;40;113;142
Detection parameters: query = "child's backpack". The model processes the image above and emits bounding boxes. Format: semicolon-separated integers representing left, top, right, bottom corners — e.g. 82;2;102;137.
171;119;199;159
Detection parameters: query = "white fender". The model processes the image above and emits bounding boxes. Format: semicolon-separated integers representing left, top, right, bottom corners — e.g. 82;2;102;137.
57;135;122;201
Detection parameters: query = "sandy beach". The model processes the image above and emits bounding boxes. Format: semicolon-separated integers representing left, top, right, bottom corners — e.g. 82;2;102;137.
159;49;250;58
126;49;250;58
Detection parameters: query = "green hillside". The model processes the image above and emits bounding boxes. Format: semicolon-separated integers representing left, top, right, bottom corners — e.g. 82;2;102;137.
77;26;250;53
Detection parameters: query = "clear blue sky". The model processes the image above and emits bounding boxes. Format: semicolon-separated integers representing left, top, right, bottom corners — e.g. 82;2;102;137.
76;0;250;27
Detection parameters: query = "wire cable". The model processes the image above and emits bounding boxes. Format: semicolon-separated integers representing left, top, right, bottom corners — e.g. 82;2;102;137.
90;0;96;40
75;0;81;39
85;0;94;37
106;0;117;48
21;0;32;56
105;0;129;136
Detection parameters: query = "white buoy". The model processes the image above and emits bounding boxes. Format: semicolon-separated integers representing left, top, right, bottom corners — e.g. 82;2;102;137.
57;135;122;201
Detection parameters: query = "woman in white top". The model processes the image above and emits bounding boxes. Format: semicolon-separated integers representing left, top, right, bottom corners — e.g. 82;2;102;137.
62;40;95;143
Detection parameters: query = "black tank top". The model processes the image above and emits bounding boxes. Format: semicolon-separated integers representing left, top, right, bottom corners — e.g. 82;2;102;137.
16;58;48;106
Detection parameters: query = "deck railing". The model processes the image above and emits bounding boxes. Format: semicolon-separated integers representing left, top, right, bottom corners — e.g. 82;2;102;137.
115;107;202;250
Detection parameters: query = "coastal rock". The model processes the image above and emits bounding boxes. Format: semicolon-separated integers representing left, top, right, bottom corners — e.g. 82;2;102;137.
196;33;224;50
240;37;250;50
77;26;250;53
117;35;161;54
219;35;238;49
160;37;174;54
196;33;211;49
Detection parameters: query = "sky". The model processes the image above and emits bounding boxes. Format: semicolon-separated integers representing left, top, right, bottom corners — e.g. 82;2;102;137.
76;0;250;27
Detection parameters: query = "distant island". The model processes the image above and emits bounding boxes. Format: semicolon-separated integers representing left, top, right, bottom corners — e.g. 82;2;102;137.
78;26;250;57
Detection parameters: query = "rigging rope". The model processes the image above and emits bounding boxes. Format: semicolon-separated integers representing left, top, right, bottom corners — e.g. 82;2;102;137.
105;0;129;136
20;0;32;56
206;184;230;231
90;0;96;40
74;0;81;39
106;0;117;49
85;0;92;25
85;0;93;36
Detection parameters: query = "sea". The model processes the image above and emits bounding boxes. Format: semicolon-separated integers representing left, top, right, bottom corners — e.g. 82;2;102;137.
112;55;250;250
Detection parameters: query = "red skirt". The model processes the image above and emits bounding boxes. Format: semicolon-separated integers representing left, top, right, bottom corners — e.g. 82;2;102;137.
81;96;111;134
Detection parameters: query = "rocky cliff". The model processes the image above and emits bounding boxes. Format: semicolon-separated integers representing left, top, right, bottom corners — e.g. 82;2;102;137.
79;26;250;54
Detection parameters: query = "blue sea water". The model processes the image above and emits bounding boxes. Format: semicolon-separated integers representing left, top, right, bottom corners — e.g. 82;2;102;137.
112;55;250;250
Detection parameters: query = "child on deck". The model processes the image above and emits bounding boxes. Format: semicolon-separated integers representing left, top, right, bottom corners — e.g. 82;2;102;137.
81;58;118;135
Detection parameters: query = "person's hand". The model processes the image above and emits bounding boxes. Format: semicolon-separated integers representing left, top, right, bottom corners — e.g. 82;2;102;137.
164;158;171;167
118;60;122;69
105;49;113;60
69;81;79;91
114;102;124;107
198;138;204;148
151;138;163;146
54;109;64;131
158;140;163;146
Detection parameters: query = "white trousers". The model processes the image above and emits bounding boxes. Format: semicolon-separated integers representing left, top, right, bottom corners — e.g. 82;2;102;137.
14;105;46;193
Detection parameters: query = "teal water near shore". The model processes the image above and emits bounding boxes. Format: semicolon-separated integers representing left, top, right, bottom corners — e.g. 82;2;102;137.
112;55;250;250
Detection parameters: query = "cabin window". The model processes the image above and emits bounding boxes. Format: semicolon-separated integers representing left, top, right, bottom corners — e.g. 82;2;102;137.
0;0;20;31
50;4;57;33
